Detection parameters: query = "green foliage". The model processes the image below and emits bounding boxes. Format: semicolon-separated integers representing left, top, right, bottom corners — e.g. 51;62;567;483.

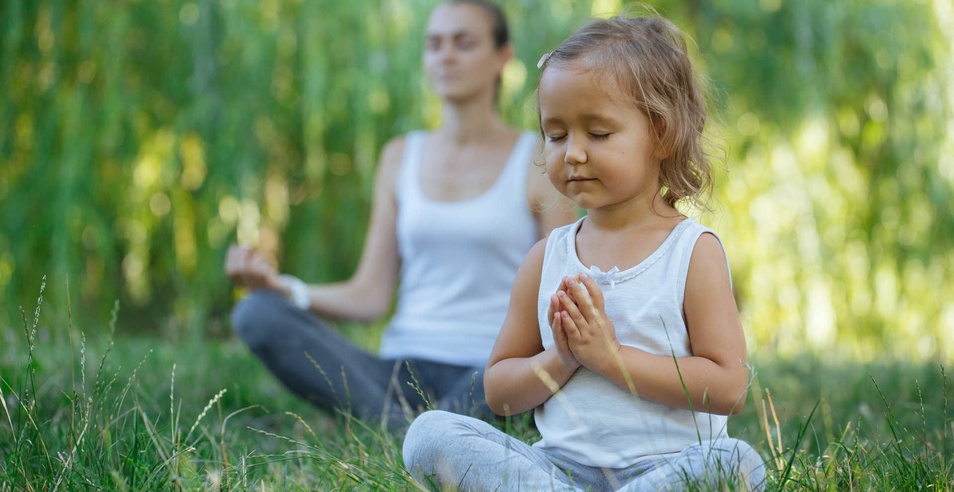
0;0;583;336
1;0;952;359
693;0;954;359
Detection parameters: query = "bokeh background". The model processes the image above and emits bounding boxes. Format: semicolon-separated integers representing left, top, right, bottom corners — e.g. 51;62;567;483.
2;0;952;361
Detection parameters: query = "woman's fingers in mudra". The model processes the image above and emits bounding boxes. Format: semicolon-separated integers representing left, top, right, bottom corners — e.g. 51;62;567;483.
225;245;276;289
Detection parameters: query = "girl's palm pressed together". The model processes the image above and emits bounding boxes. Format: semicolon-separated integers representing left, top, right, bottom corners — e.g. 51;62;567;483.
554;274;621;375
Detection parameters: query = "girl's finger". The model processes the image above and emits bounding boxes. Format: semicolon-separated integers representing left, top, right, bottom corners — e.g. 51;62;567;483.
548;293;561;326
565;277;596;319
558;291;588;334
577;273;605;310
561;311;580;338
561;276;576;302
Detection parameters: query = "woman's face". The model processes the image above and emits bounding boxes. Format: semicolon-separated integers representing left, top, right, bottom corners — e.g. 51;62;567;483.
423;3;511;104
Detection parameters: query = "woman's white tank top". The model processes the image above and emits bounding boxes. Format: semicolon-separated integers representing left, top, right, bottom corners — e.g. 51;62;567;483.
378;131;539;366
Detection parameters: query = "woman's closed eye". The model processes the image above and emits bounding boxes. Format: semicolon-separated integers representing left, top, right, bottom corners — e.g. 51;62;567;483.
454;36;477;50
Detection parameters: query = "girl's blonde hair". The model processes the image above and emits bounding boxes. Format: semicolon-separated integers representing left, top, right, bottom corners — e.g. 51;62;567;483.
539;9;714;211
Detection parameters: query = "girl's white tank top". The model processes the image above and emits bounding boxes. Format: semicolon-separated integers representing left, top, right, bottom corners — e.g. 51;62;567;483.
533;217;731;467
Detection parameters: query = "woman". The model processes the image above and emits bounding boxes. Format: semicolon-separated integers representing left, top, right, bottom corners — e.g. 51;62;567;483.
225;0;575;432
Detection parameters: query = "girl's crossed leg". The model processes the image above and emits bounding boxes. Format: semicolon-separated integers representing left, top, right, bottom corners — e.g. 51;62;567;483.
402;411;766;491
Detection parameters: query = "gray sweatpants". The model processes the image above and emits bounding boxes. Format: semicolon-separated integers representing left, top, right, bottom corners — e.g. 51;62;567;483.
403;410;767;491
231;290;494;432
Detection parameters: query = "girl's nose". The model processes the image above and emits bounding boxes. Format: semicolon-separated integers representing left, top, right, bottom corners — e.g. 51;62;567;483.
564;135;587;165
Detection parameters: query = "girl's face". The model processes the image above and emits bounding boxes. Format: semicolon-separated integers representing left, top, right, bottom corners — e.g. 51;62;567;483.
538;62;664;213
423;3;511;104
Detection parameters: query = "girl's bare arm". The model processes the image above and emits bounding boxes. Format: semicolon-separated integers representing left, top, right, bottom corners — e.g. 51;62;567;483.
484;241;580;416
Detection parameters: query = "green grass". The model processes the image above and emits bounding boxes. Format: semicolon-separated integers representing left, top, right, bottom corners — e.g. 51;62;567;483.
1;288;952;490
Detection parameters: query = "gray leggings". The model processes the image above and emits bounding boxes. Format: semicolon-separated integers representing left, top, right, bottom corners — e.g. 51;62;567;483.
231;290;493;432
403;410;767;491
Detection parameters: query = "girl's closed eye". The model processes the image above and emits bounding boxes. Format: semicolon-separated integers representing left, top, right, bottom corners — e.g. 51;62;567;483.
590;132;610;140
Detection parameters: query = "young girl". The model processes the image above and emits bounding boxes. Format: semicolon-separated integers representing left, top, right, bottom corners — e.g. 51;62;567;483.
403;11;766;491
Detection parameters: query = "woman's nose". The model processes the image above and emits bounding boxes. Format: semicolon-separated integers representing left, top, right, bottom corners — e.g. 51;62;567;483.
438;44;457;63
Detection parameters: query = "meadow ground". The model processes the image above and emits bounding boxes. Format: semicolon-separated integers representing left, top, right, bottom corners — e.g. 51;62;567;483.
1;294;951;490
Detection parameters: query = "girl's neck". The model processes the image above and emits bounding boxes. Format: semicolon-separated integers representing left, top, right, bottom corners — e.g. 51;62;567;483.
437;97;508;146
575;193;685;273
585;192;681;232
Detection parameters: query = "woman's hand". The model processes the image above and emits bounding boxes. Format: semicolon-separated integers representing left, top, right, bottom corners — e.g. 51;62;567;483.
555;273;622;375
224;245;283;292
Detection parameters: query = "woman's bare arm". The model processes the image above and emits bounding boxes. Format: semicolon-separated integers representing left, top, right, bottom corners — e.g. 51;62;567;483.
225;137;405;323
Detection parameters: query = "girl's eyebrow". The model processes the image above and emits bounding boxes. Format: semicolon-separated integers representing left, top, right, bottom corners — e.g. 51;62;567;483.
541;113;618;126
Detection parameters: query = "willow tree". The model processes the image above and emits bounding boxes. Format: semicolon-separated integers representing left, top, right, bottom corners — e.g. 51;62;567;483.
1;0;950;358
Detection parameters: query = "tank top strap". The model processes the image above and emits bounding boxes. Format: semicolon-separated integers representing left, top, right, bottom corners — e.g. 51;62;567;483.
396;131;427;203
492;131;536;200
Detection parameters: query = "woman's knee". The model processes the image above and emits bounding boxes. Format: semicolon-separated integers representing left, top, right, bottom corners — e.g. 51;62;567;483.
230;290;288;349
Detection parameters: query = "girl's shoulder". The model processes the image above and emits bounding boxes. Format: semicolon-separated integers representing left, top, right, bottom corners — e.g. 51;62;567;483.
550;216;584;238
